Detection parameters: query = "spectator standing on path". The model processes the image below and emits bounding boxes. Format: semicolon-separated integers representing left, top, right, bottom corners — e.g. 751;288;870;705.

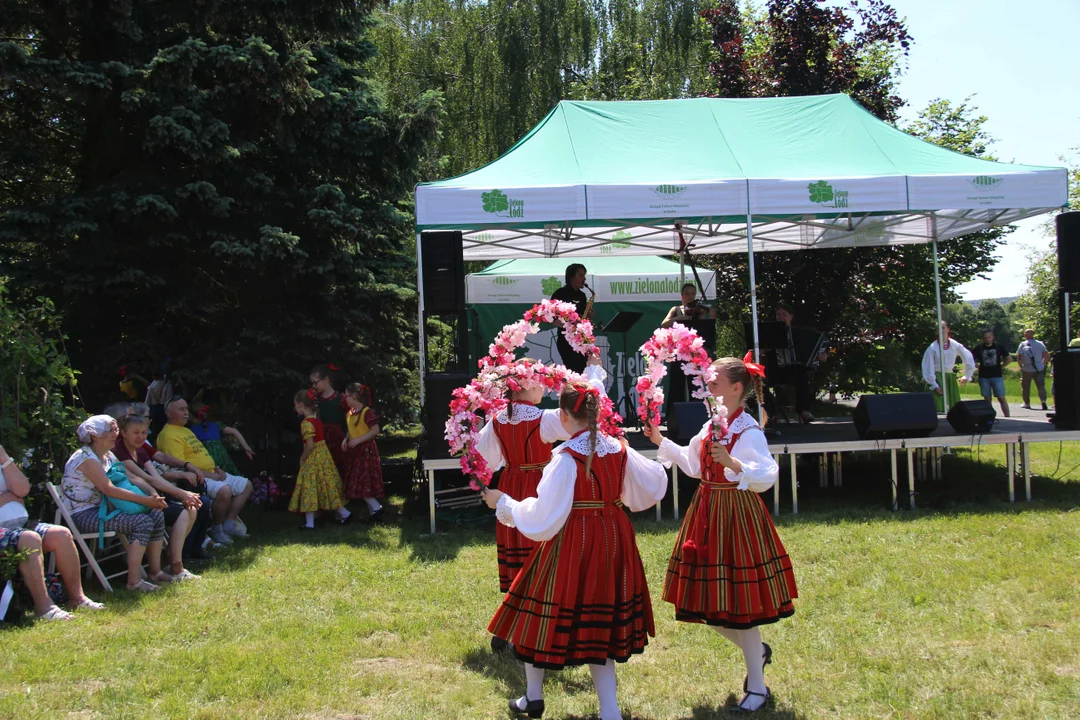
1016;329;1049;410
976;329;1011;418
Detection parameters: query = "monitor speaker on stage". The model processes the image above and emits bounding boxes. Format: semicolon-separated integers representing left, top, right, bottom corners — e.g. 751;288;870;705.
1056;212;1080;291
668;401;710;442
852;393;938;440
1052;351;1080;429
423;372;471;459
421;231;465;314
946;400;996;434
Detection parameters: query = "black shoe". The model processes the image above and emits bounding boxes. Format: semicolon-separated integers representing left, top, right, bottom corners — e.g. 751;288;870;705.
367;507;385;523
1042;403;1049;410
338;513;355;525
490;635;509;653
734;687;771;713
743;642;772;692
298;524;316;531
508;697;544;718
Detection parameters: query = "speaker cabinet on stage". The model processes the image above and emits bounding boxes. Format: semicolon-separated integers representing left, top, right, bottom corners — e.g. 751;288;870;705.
423;372;471;459
1057;212;1080;291
1052;351;1080;429
946;400;996;434
421;231;465;314
668;401;710;442
852;393;938;440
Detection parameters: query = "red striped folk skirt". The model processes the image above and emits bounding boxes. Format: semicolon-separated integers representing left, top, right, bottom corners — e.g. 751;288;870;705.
495;463;546;592
342;440;384;499
488;500;654;669
663;481;798;629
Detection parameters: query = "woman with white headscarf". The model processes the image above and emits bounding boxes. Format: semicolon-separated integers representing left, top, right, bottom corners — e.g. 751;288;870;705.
61;415;172;592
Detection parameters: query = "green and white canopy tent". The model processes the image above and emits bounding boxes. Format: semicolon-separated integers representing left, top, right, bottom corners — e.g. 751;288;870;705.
415;94;1068;407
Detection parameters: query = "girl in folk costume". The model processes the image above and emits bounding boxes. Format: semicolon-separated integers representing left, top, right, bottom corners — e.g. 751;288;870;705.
474;356;608;599
309;364;350;476
291;391;352;529
646;356;798;713
341;383;385;521
921;320;976;413
482;381;667;720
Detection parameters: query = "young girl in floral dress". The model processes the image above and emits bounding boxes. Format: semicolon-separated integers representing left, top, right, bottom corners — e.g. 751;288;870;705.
646;356;798;713
309;365;349;477
342;383;384;521
482;381;667;720
291;392;351;529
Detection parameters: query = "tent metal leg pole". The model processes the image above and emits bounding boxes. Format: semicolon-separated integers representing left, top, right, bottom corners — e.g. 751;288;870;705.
932;232;948;413
747;215;761;364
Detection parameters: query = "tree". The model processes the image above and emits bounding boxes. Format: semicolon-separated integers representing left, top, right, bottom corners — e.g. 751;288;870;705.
0;0;439;425
695;4;1011;396
973;299;1018;349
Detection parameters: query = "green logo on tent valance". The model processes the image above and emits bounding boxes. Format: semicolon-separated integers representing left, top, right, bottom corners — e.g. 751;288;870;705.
541;276;561;295
653;184;687;200
968;176;1003;189
808;180;849;208
601;230;633;254
482;189;524;218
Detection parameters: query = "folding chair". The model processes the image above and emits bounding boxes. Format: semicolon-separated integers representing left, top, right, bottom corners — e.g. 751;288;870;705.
46;483;126;592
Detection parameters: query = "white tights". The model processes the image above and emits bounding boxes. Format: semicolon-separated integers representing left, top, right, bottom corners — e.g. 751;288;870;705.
516;660;621;719
713;626;767;707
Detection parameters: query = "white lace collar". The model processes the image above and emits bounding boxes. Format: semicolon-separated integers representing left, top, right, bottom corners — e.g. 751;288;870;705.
726;411;759;437
559;431;622;457
496;404;542;424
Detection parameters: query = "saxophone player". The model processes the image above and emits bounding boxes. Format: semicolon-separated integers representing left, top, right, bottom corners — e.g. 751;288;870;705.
550;263;591;373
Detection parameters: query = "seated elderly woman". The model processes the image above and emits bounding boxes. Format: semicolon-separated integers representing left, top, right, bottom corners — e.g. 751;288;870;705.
0;443;105;620
113;414;200;581
61;415;172;592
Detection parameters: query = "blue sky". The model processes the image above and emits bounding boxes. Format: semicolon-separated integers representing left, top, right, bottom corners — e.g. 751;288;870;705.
892;0;1079;300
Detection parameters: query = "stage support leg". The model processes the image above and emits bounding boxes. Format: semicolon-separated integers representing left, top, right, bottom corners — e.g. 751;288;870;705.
1023;442;1031;501
833;453;843;487
890;449;898;511
934;447;942;480
427;469;437;534
819;454;827;488
1007;444;1015;502
772;454;780;516
790;453;799;515
672;465;680;521
907;447;916;509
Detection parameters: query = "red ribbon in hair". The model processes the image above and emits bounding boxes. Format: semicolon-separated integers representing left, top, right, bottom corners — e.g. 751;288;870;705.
119;365;128;378
742;351;766;380
327;363;341;371
306;388;317;400
196;405;210;421
572;385;600;412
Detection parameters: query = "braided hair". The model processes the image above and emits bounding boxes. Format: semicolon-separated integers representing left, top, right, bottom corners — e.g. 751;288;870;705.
558;381;602;478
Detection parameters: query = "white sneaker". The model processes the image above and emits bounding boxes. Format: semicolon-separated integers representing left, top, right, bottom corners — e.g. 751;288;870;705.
171;569;201;582
208;526;233;545
223;520;250;539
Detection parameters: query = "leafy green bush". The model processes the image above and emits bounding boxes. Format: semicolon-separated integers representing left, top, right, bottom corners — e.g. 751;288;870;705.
0;282;86;517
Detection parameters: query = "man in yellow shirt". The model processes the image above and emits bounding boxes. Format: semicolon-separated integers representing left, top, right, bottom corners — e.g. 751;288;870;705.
158;397;253;544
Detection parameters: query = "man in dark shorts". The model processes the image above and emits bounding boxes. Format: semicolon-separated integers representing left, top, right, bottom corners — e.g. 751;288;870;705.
976;328;1011;418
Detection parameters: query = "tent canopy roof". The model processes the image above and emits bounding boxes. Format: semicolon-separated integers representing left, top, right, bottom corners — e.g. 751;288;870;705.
415;95;1066;259
474;256;687;276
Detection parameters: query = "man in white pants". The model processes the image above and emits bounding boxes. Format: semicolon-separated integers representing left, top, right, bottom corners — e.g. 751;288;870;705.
156;397;253;544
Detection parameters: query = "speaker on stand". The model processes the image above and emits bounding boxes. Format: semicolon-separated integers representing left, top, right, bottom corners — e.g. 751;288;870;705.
946;400;996;434
1054;212;1080;428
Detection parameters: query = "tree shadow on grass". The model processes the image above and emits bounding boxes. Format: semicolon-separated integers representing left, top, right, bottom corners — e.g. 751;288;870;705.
460;647;599;702
675;697;802;719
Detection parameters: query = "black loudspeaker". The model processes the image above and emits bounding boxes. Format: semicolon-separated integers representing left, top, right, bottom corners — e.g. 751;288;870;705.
668;401;710;442
1057;212;1080;291
421;231;465;313
946;400;996;434
1052;351;1080;429
423;372;471;459
852;393;938;440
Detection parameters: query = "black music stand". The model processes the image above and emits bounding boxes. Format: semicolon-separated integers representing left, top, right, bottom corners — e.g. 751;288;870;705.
601;311;644;428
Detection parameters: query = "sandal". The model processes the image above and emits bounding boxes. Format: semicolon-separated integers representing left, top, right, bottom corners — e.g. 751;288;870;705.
70;597;105;611
149;571;174;584
38;606;75;621
127;580;160;593
734;687;771;713
170;569;200;582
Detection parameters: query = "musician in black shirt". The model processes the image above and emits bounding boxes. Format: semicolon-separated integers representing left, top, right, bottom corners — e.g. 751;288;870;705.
767;304;827;423
550;263;591;373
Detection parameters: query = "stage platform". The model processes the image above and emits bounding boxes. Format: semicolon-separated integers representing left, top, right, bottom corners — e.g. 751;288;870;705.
420;406;1080;534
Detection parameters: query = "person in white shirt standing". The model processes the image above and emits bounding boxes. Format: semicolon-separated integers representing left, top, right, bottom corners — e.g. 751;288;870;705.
1016;328;1050;410
921;321;975;413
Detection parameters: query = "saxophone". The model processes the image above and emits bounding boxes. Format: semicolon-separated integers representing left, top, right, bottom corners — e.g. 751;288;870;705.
582;283;596;320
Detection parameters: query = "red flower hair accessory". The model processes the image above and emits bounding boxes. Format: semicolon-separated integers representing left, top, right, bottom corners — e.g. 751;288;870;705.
196;405;210;421
119;365;128;377
573;384;600;412
742;351;766;379
327;363;341;371
306;388;317;400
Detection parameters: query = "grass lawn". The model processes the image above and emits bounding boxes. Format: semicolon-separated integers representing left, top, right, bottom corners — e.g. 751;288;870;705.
2;443;1079;719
